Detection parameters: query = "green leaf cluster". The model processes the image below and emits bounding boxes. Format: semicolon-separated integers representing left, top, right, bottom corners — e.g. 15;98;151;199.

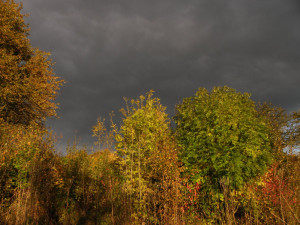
175;86;273;190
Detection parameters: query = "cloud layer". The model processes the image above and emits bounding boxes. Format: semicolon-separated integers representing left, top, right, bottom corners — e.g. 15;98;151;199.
20;0;300;151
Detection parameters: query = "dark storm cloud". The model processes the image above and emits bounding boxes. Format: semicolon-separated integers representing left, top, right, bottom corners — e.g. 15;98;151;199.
20;0;300;151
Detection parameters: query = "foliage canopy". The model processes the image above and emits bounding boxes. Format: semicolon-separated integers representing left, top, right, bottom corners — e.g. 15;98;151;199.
175;86;273;190
0;0;63;126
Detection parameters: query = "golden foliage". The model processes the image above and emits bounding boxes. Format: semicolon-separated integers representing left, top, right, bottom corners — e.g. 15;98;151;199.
0;0;64;125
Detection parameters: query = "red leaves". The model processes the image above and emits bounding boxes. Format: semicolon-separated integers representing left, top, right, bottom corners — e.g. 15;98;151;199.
182;181;201;213
260;164;298;206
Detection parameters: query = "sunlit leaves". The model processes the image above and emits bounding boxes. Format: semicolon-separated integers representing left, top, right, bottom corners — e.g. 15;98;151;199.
0;0;63;126
116;91;183;224
175;86;273;190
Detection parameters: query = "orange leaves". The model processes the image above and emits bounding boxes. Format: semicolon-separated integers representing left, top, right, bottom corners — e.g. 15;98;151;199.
0;0;64;126
0;1;31;57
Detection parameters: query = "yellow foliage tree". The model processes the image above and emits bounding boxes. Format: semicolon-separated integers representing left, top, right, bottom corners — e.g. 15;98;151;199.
116;91;183;224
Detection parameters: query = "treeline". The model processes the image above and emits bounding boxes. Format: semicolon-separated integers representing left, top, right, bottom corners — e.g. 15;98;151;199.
0;1;299;224
1;89;299;225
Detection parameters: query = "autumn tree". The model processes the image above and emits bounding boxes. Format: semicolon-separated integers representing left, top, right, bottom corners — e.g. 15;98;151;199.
116;91;183;224
0;0;63;126
0;1;64;223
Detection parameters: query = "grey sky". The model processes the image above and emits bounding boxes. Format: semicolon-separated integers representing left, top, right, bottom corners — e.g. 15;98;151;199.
20;0;300;152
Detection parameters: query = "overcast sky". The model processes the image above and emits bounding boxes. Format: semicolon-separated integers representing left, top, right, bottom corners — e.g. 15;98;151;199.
20;0;300;152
